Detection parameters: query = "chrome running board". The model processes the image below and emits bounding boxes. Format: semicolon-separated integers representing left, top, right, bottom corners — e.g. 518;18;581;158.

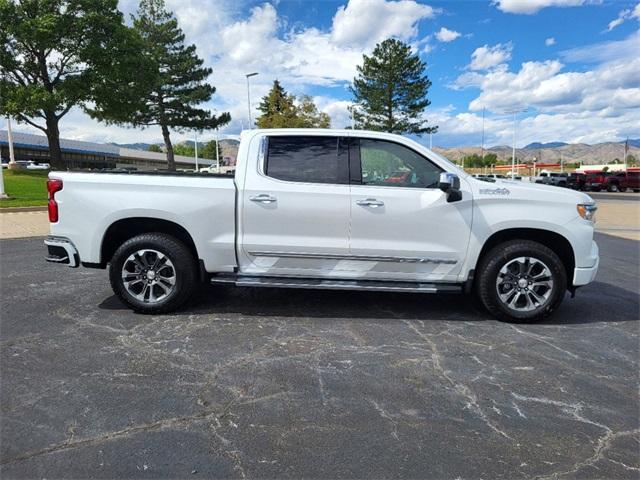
210;274;462;294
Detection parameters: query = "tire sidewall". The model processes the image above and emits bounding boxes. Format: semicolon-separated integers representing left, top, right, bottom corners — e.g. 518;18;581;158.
478;241;567;322
109;234;195;313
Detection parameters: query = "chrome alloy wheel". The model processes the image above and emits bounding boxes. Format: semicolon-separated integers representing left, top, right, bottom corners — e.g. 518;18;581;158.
495;256;554;312
121;249;176;303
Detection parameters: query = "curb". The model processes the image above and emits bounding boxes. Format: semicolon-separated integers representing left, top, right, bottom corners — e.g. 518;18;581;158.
0;206;48;213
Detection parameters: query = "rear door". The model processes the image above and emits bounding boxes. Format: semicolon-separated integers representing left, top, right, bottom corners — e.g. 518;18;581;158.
239;134;353;277
348;137;473;282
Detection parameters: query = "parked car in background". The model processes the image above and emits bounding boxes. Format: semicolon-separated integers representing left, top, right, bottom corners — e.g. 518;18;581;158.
627;171;640;192
583;171;630;192
536;172;569;187
45;128;599;323
567;173;586;191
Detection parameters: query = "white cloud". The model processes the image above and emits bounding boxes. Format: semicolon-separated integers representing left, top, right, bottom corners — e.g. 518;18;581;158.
545;37;556;46
492;0;596;15
606;3;640;31
331;0;435;48
561;30;640;63
469;43;513;70
435;27;461;42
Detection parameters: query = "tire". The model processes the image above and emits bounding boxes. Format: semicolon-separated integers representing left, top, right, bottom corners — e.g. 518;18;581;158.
634;189;640;193
109;233;197;314
475;240;567;323
608;183;619;192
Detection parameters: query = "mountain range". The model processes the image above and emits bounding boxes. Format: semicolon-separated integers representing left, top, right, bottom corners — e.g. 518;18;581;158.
111;138;639;165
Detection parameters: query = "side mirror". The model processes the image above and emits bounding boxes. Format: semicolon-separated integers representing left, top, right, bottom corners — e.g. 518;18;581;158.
438;172;462;203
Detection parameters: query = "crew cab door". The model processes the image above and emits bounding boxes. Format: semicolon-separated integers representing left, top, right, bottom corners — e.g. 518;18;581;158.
238;134;352;277
348;137;473;282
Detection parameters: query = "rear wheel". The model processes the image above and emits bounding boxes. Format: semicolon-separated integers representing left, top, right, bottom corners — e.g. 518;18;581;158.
476;240;567;323
109;233;197;313
608;183;619;192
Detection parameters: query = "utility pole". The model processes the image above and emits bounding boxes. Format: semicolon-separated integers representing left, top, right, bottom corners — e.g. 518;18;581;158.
215;129;220;173
429;132;432;150
481;107;485;161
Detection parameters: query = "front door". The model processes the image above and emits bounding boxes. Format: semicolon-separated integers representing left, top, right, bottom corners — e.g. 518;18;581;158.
348;137;473;282
239;134;352;277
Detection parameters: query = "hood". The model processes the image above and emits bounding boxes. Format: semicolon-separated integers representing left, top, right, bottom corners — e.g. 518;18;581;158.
469;177;595;205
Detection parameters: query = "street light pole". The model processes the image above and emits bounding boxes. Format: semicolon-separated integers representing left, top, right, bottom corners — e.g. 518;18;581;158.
194;131;199;171
7;116;16;165
245;72;258;128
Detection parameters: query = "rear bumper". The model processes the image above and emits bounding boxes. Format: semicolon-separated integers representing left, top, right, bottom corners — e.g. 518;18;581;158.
573;241;599;286
44;236;79;268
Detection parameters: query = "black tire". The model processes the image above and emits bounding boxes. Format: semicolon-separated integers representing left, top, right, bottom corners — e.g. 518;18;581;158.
475;240;567;323
608;183;619;192
109;233;197;314
634;189;640;193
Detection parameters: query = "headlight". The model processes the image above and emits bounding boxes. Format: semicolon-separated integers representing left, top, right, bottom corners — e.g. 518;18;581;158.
577;203;597;222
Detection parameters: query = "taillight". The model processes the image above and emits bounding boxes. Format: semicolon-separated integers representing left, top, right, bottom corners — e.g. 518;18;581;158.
47;178;63;223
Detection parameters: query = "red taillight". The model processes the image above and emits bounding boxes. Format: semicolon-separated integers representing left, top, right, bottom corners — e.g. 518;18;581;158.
47;178;63;223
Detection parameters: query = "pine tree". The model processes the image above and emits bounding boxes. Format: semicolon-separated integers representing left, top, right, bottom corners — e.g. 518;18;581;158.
256;80;298;128
95;0;230;170
256;81;331;128
350;38;437;135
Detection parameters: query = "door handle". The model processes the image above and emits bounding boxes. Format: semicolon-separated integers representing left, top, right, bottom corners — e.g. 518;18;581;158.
356;198;384;207
250;194;277;203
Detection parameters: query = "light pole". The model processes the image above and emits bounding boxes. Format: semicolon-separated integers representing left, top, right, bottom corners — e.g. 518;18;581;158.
501;108;527;179
245;72;258;128
7;116;16;165
194;131;199;171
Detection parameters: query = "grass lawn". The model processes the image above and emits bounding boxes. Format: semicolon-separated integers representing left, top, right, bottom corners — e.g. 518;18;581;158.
0;169;49;208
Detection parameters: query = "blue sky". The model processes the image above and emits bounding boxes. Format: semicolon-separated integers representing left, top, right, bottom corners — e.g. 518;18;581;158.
3;0;639;148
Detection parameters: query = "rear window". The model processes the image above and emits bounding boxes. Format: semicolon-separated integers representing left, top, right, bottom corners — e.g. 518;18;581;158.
628;172;639;178
266;136;344;184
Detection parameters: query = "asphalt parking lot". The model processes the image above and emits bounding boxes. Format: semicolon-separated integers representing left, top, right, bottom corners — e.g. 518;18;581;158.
1;233;638;479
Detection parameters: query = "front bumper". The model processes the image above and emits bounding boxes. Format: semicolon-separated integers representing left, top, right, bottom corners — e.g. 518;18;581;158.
44;236;79;268
573;241;599;286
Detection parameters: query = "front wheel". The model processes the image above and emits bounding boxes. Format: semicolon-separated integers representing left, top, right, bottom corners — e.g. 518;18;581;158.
476;240;567;323
109;233;197;314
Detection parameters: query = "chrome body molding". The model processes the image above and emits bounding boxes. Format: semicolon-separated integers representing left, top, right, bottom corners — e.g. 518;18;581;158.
248;251;458;265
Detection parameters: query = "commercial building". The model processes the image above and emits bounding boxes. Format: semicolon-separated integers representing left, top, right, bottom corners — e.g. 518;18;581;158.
0;130;218;170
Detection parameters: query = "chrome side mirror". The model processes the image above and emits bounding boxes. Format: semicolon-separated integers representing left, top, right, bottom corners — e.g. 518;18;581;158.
438;172;462;203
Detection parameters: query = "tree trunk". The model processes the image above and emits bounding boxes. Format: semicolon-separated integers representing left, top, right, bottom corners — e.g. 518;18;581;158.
45;114;65;170
161;123;176;171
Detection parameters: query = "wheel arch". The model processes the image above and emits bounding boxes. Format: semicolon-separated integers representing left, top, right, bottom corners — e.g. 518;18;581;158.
100;217;199;266
475;228;575;286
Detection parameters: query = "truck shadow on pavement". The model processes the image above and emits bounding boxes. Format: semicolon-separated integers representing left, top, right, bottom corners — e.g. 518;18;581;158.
98;280;638;325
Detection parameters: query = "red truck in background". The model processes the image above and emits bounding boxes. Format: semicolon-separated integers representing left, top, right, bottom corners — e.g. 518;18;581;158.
584;171;640;192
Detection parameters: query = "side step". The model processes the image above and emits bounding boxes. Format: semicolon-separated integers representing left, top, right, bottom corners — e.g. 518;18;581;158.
210;274;462;294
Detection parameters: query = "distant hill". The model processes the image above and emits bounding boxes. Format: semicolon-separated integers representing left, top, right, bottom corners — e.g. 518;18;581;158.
110;142;154;151
524;142;568;149
627;138;640;148
434;140;640;165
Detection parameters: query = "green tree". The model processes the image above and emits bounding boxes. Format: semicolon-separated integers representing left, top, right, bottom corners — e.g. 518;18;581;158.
349;38;437;135
93;0;230;171
0;0;147;169
294;95;330;128
626;154;637;165
148;144;162;152
201;140;222;162
256;81;330;128
256;80;298;128
173;142;195;157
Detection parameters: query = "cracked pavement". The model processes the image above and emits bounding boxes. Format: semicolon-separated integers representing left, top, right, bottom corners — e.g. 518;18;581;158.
1;233;638;479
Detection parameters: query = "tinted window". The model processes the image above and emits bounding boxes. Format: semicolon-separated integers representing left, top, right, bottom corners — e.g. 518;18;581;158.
266;136;344;184
359;139;442;188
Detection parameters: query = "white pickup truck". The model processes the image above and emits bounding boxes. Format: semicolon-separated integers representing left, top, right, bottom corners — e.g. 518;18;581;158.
45;129;599;322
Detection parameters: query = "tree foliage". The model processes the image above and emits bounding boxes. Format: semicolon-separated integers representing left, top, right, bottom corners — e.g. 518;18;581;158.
256;80;330;128
92;0;230;170
0;0;147;169
349;38;437;135
461;153;498;168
